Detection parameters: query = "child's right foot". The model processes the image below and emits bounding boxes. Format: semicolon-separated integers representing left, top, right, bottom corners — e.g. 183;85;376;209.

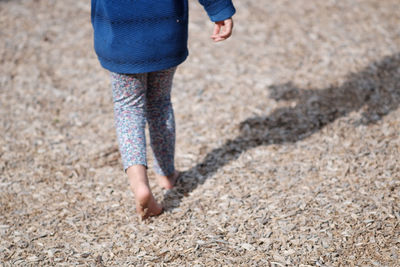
155;170;180;190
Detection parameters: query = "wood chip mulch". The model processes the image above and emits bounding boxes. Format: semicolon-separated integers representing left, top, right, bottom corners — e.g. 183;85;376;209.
1;0;399;266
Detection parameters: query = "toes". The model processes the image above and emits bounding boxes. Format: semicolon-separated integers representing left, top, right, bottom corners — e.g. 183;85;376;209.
149;203;163;217
136;196;163;220
138;204;163;220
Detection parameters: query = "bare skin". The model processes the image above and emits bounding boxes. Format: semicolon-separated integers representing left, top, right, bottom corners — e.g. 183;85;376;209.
155;170;180;190
127;165;163;220
127;18;234;220
211;18;234;42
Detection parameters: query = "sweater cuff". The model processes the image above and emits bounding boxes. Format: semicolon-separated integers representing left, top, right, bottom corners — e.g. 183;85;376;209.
201;0;236;22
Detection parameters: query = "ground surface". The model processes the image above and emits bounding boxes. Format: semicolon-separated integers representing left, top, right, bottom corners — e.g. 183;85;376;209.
1;0;400;266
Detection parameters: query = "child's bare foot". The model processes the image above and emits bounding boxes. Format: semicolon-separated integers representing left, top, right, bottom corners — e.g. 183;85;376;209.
127;165;163;220
155;170;180;190
132;183;163;219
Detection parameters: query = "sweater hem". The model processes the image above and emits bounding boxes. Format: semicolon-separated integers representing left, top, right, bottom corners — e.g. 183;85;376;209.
98;51;188;74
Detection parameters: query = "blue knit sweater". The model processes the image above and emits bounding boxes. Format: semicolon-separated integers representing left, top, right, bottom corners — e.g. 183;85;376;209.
91;0;236;74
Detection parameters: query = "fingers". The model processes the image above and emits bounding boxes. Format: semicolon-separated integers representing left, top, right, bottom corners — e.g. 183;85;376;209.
211;22;223;41
219;19;233;39
213;23;221;36
211;18;233;42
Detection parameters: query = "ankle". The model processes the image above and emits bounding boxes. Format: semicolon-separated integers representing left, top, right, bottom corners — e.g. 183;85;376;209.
155;170;180;190
127;164;148;183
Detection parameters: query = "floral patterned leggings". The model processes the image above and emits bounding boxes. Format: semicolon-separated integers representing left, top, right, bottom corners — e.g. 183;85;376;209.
110;67;176;176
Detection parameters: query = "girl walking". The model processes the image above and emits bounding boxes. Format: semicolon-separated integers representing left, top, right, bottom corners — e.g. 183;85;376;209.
91;0;235;219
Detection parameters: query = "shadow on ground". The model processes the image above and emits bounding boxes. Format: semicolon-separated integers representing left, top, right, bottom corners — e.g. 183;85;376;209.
163;52;400;210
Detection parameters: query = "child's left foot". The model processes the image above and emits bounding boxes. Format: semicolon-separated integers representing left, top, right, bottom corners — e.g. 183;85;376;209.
156;171;180;190
127;165;163;220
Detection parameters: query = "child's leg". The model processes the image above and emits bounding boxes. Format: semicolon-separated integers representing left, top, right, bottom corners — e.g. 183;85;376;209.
111;72;162;218
111;72;148;170
146;67;179;189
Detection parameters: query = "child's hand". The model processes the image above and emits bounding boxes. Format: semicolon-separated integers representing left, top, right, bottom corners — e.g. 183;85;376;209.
211;18;233;42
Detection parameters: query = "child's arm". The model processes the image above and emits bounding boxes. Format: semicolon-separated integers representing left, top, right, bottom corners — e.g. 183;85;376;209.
198;0;236;42
211;18;233;42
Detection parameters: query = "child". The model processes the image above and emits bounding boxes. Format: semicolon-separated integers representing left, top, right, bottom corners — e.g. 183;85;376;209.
91;0;235;219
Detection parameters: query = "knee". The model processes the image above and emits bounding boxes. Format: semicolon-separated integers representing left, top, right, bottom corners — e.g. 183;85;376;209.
147;96;171;112
114;95;147;112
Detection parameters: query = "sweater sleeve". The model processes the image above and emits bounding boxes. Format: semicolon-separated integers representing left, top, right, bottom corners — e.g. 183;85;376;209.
198;0;236;22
